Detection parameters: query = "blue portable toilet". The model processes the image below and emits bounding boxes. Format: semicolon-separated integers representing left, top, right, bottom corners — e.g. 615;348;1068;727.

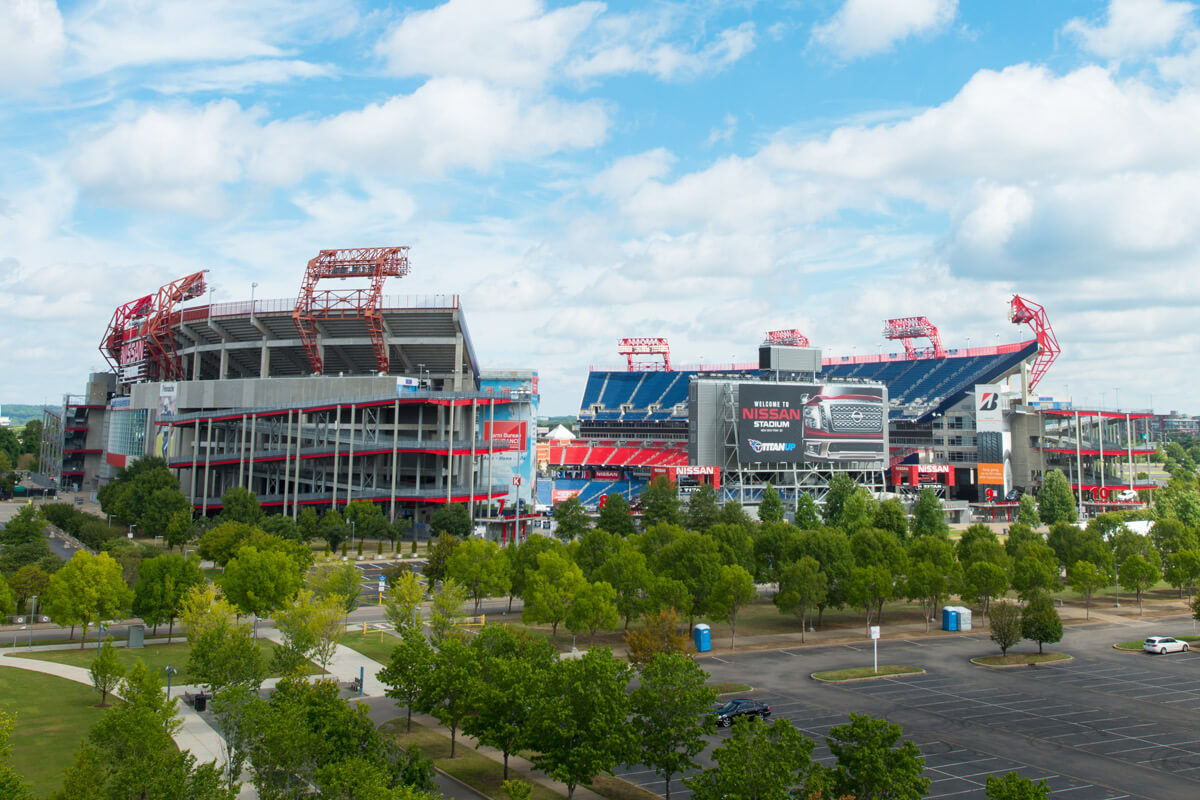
694;623;712;653
941;606;958;632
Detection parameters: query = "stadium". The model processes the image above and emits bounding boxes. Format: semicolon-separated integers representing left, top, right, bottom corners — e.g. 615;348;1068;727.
540;297;1159;520
39;248;1159;529
40;247;539;539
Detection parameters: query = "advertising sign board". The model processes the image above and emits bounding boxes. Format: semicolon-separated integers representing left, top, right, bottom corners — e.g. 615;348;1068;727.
737;382;886;465
977;463;1005;485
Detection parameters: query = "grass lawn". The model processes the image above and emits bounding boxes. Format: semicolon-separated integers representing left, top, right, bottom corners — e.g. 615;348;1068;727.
1116;634;1200;650
381;719;563;800
972;652;1072;666
11;639;304;684
812;665;923;681
0;666;112;797
341;631;401;664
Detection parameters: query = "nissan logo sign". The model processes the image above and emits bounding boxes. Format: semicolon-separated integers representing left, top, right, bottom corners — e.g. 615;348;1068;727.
851;410;864;422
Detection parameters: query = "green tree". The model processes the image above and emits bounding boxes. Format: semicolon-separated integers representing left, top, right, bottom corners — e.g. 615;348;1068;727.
378;627;435;733
709;522;756;575
757;483;785;524
187;617;266;695
343;499;389;542
218;487;263;525
429;578;469;642
752;521;796;583
988;601;1022;655
684;483;721;531
383;570;426;634
1119;553;1160;614
656;531;723;630
986;772;1050;800
826;713;929;800
272;588;344;674
424;532;461;582
446;537;511;614
593;539;653;629
624;608;691;668
418;636;478;757
846;564;894;636
709;564;756;648
794;493;821;529
1165;549;1200;600
7;565;49;612
964;561;1009;616
575;528;618;579
140;486;192;541
873;498;908;540
597;493;637;537
297;507;320;542
775;557;826;642
1038;469;1078;524
553;495;590;542
630;653;717;800
163;509;197;551
258;514;299;542
308;561;362;613
567;580;620;644
0;575;14;619
1020;589;1063;654
522;551;587;644
791;527;856;626
530;648;632;800
464;625;556;779
89;640;125;707
197;521;254;567
1068;560;1106;619
956;524;1008;571
1011;548;1058;600
430;503;472;537
44;550;132;648
641;476;682;528
506;534;562;613
319;508;350;551
686;716;824;800
905;559;954;633
219;546;304;619
132;553;205;642
1016;494;1040;529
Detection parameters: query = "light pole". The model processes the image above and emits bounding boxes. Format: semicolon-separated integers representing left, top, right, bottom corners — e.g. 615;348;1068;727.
250;281;258;319
97;623;108;654
164;665;178;699
27;596;37;650
350;520;356;545
417;363;426;389
1114;558;1124;608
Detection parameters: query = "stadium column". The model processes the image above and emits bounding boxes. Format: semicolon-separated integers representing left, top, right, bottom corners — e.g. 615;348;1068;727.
1126;414;1134;489
416;405;424;505
346;404;356;505
201;417;213;516
1098;413;1106;491
292;410;303;519
487;399;495;527
446;401;454;503
259;343;270;378
389;399;400;521
192;350;201;381
454;334;463;391
248;414;257;499
282;410;293;514
468;399;477;522
332;405;342;510
189;418;200;506
238;414;247;487
1074;411;1084;509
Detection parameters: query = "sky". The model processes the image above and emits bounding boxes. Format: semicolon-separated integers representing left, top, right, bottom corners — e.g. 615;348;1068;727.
1;0;1198;416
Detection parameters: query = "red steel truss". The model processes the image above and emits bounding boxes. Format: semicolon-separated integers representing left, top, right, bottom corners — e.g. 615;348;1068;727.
883;316;945;359
99;293;154;371
765;329;810;347
1009;294;1060;391
292;247;411;375
617;337;672;371
144;271;207;380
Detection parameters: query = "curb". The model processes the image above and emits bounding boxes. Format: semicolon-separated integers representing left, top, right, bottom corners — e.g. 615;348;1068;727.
969;654;1073;669
1112;644;1144;653
811;668;926;683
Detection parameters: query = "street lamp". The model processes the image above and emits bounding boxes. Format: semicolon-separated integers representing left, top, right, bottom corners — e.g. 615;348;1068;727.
27;596;37;650
250;281;258;319
164;665;178;698
350;520;356;545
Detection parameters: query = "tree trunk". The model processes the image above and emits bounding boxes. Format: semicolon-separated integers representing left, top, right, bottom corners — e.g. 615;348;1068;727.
450;725;457;758
551;621;558;645
503;751;509;780
406;704;413;733
568;783;575;800
730;615;736;650
665;775;671;799
1039;640;1043;654
800;609;806;644
167;618;174;645
818;604;825;628
79;622;89;649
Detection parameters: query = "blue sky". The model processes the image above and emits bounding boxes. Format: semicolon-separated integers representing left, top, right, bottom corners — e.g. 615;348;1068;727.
2;0;1198;415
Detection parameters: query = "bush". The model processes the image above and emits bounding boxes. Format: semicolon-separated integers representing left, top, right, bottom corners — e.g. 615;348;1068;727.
77;520;119;550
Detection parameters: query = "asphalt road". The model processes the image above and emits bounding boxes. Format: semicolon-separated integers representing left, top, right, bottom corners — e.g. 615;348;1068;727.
614;617;1200;800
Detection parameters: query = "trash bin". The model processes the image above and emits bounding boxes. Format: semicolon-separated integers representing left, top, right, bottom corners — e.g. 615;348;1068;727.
941;606;958;632
194;694;207;712
694;623;712;653
127;624;145;649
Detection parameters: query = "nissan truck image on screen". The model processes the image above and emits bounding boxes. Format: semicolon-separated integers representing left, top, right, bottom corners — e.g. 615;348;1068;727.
737;383;885;464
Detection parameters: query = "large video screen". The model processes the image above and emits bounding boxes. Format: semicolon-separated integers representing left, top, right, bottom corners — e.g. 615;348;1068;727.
737;383;886;465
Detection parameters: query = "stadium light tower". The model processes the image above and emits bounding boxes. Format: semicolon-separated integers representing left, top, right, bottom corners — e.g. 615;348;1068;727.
617;338;671;371
883;316;945;359
1009;295;1060;392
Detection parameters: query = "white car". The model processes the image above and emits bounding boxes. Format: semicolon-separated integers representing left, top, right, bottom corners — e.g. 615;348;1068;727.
1143;636;1190;654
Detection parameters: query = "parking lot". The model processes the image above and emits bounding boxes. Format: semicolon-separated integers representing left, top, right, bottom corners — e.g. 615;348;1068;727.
652;620;1200;800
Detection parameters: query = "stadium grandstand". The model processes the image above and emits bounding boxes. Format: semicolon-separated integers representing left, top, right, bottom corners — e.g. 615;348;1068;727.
545;296;1060;508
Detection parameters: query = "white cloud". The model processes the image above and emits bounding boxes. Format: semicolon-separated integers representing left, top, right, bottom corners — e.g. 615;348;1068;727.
375;0;602;87
1064;0;1194;60
0;0;66;92
66;0;356;77
150;59;333;94
67;78;609;215
590;149;675;198
569;18;756;81
811;0;957;60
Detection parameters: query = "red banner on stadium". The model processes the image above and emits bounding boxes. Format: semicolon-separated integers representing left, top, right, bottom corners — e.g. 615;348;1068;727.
552;489;581;504
485;420;526;452
594;470;622;480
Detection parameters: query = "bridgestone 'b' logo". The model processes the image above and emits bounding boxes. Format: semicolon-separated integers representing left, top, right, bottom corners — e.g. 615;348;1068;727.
979;393;999;411
748;439;797;454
